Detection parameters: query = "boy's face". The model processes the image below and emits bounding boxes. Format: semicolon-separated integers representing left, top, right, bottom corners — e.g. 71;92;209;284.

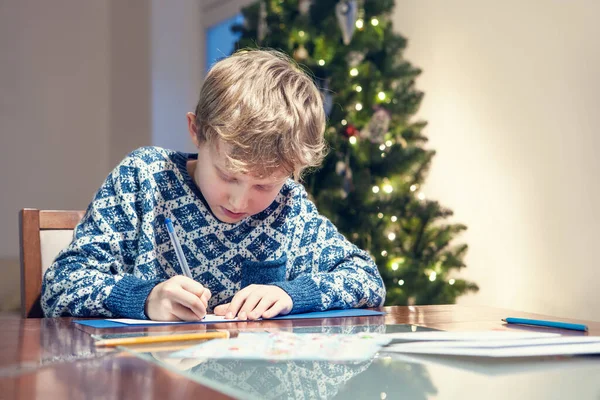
187;114;289;224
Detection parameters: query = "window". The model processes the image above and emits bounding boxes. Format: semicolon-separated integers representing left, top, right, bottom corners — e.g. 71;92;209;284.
205;13;244;72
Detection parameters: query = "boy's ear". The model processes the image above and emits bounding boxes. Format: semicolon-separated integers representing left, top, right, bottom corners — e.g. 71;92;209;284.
186;112;200;146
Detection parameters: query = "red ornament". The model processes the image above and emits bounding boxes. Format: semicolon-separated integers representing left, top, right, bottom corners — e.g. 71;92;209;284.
343;124;359;137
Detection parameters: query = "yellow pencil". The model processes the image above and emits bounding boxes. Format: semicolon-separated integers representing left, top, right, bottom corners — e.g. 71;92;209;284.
95;331;230;347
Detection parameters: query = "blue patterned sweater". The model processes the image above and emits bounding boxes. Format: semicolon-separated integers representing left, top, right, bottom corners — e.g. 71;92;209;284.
41;147;386;318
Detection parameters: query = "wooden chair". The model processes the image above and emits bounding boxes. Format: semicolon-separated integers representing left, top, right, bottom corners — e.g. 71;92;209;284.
19;209;85;318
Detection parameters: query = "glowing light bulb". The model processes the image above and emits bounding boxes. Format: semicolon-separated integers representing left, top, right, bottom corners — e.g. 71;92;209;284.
379;144;386;151
349;136;357;144
399;279;404;286
355;85;362;92
378;91;386;100
381;250;388;256
371;18;379;26
387;232;396;241
350;68;359;76
341;119;347;125
418;192;425;200
383;184;393;193
377;212;384;218
318;59;325;66
299;30;305;37
391;263;399;270
372;186;380;194
355;103;363;111
356;19;364;29
385;140;393;147
429;272;437;282
391;216;397;222
449;279;455;285
410;184;417;192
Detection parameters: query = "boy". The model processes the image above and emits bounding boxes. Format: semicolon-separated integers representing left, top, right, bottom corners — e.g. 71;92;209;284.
42;49;386;320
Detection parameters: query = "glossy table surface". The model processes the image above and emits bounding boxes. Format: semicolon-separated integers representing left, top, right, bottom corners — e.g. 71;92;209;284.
1;305;599;399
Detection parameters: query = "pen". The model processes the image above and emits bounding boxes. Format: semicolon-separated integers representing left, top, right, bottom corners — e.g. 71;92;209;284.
165;218;193;279
95;331;230;347
502;317;588;332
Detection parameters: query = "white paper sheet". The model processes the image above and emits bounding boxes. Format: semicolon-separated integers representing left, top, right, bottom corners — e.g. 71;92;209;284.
384;336;600;358
106;314;242;325
170;332;392;361
385;331;560;342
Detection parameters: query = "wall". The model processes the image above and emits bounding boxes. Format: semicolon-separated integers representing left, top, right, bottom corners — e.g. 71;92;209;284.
392;0;600;320
151;0;204;152
0;0;152;311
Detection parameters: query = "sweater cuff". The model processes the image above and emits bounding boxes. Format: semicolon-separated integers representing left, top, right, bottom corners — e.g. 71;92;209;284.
105;275;160;319
271;275;322;314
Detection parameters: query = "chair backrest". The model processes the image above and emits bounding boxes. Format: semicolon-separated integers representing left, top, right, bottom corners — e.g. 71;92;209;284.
19;209;85;318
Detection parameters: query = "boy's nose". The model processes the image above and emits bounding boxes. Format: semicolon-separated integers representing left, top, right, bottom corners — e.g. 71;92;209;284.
228;188;249;212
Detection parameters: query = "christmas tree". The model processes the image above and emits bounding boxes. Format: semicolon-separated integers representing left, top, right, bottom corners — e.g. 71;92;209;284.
232;0;478;305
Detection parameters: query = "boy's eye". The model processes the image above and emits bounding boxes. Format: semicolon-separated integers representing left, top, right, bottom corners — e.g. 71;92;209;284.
255;185;272;192
219;172;235;182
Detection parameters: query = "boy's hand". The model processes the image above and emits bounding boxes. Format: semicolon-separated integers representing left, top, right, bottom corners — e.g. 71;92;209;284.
213;284;293;320
145;276;211;321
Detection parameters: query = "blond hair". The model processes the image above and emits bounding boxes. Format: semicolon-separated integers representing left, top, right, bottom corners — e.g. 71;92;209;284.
194;49;326;180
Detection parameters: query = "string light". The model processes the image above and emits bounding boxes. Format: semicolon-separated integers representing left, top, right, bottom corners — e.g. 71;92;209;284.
372;186;380;193
349;136;357;144
299;30;305;37
355;85;362;92
385;140;393;147
371;18;379;26
341;119;347;126
391;216;397;222
381;250;388;256
378;91;386;100
355;19;364;29
350;68;359;77
387;232;396;241
381;392;387;400
379;144;386;151
391;262;399;270
418;192;425;200
398;279;404;286
377;212;384;218
318;59;325;66
429;272;437;282
355;103;363;111
410;184;417;192
383;184;393;193
449;279;455;285
381;153;385;158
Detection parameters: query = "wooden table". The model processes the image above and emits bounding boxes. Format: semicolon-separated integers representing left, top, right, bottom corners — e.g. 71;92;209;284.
1;305;598;399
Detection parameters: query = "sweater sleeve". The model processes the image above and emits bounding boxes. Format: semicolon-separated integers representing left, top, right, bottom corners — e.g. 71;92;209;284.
270;190;386;314
41;153;161;318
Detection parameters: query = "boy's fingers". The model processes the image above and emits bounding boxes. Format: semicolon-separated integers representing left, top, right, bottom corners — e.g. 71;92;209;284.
225;287;252;319
171;302;202;321
180;278;208;298
263;300;290;319
249;297;277;320
214;303;229;316
201;289;212;306
169;288;207;319
239;292;263;318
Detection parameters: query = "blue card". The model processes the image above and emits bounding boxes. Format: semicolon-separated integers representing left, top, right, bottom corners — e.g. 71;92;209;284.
74;309;385;328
